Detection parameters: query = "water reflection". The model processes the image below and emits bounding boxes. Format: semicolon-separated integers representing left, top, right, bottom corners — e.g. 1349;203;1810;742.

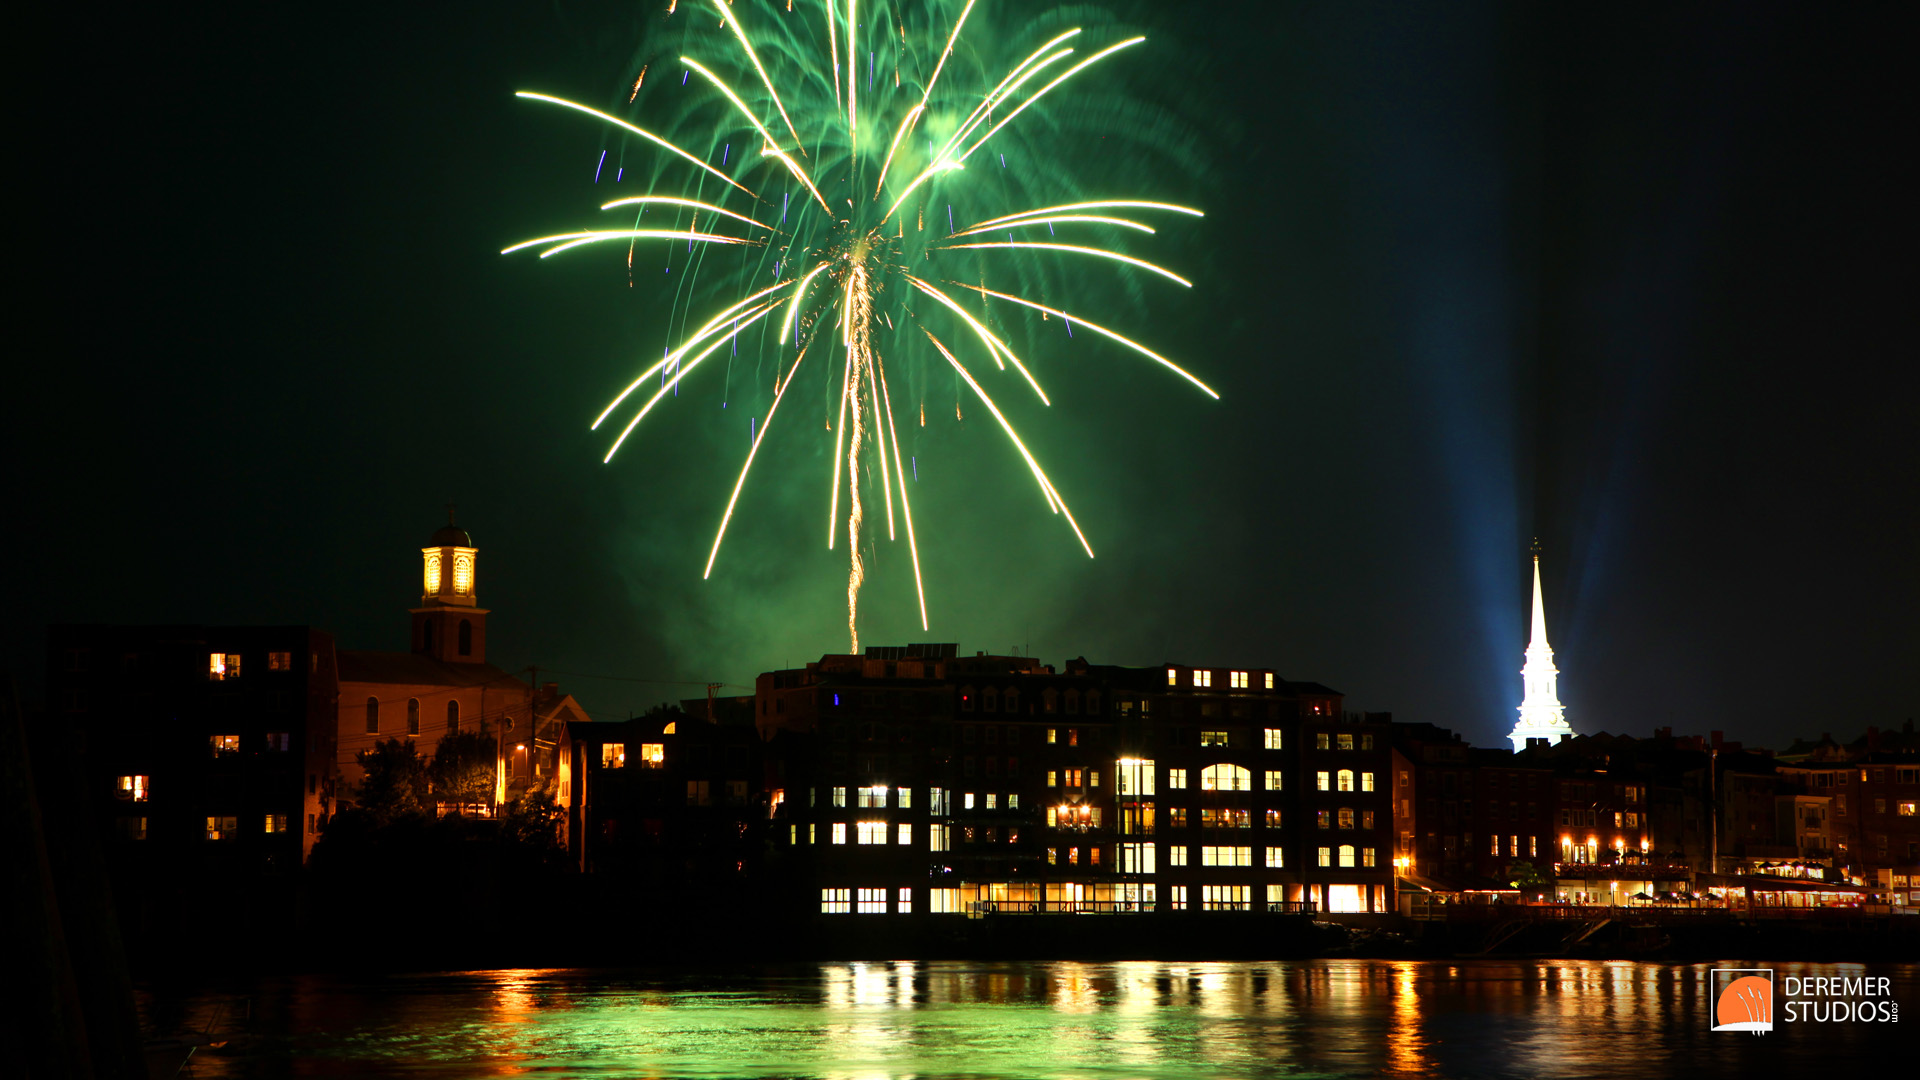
139;959;1915;1079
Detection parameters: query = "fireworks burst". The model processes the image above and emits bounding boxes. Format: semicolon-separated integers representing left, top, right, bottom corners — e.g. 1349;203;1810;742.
506;1;1216;651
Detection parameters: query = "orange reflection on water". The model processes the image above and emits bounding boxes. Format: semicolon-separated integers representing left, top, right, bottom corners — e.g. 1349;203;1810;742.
1383;962;1429;1075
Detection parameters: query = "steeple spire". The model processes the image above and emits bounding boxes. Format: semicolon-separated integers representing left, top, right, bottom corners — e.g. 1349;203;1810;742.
1508;544;1575;753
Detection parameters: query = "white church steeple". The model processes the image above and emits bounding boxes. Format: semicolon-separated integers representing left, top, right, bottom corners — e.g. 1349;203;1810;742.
1508;548;1575;753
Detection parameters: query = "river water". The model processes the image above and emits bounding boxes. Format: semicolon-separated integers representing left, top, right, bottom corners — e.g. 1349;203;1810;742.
142;960;1915;1078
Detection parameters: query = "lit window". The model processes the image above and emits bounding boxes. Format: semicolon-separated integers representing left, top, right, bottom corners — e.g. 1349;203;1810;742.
1169;768;1188;790
1064;769;1084;789
1614;811;1623;827
1168;808;1187;828
116;775;149;802
1491;835;1500;855
1901;802;1917;817
1266;808;1283;828
1315;733;1330;750
1362;810;1375;829
1316;771;1330;791
1266;847;1284;868
1264;673;1275;689
601;743;626;768
965;792;977;809
930;823;950;851
1317;846;1332;867
1335;733;1352;751
833;786;848;807
859;785;889;808
1068;728;1079;747
1047;770;1058;788
1200;764;1250;791
206;815;239;841
1362;847;1377;868
1264;728;1283;750
208;653;241;681
1317;810;1330;829
1195;670;1212;687
1008;794;1019;809
453;552;475;595
1530;836;1538;857
268;651;292;672
1200;730;1230;747
898;823;913;845
1167;667;1178;686
1202;885;1250;911
640;743;665;768
1230;671;1248;689
897;887;913;914
1361;772;1374;792
1338;845;1355;868
1116;759;1157;795
1337;769;1354;792
821;888;851;914
1264;770;1283;791
1046;806;1057;827
832;823;848;845
857;821;888;845
210;735;239;757
1047;728;1058;744
1510;835;1520;856
1201;845;1252;867
1091;770;1101;788
1337;808;1354;829
1361;735;1374;751
1170;845;1189;866
986;794;997;809
1170;885;1188;911
264;814;287;834
424;552;442;595
1625;812;1638;827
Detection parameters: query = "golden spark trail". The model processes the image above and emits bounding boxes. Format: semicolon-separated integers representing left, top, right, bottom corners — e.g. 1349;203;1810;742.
705;345;810;578
712;0;805;151
513;92;756;197
603;302;778;461
593;278;799;431
946;281;1221;398
599;195;780;233
829;330;852;550
937;241;1194;288
780;262;832;346
681;58;831;211
947;214;1155;238
501;229;755;259
905;275;1049;403
973;200;1205;228
877;362;927;630
919;329;1094;557
957;38;1147;164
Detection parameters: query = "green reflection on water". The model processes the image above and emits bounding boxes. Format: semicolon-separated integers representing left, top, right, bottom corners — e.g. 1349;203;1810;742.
143;960;1916;1079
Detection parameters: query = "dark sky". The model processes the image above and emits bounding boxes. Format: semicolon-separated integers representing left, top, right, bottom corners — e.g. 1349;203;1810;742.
16;1;1913;750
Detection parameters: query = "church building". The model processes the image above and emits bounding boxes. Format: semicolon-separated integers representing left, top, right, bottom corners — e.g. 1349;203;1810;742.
1506;552;1576;753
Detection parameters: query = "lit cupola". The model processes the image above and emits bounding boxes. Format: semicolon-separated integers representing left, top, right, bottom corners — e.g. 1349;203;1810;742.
412;510;490;663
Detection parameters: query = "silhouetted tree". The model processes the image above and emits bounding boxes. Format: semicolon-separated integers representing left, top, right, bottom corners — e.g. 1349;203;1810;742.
431;730;497;815
355;738;430;822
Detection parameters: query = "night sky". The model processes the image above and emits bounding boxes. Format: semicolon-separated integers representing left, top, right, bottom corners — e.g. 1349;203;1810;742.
16;2;1913;751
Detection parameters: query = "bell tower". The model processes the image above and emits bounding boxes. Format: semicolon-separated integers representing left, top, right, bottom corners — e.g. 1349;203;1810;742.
411;509;489;664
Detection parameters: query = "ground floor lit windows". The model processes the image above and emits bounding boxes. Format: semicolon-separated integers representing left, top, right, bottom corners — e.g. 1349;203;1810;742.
821;888;851;914
1201;845;1251;867
1325;884;1365;913
206;816;238;841
1202;885;1251;911
857;888;887;914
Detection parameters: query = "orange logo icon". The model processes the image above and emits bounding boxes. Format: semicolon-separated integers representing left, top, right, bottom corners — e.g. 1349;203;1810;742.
1712;970;1774;1033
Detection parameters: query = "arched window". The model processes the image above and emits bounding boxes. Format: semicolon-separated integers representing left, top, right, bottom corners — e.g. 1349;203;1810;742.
406;698;420;735
447;699;460;733
1042;688;1058;713
423;621;435;651
364;697;379;734
1338;844;1356;868
981;688;998;713
458;619;472;656
1337;807;1354;829
1337;769;1355;792
1200;764;1251;792
1064;690;1081;715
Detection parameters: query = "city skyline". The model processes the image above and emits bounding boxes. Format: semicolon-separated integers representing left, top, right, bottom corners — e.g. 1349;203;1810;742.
14;2;1912;755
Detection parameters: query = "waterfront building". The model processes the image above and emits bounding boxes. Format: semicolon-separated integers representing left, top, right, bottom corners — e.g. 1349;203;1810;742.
1506;554;1576;753
333;518;586;811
